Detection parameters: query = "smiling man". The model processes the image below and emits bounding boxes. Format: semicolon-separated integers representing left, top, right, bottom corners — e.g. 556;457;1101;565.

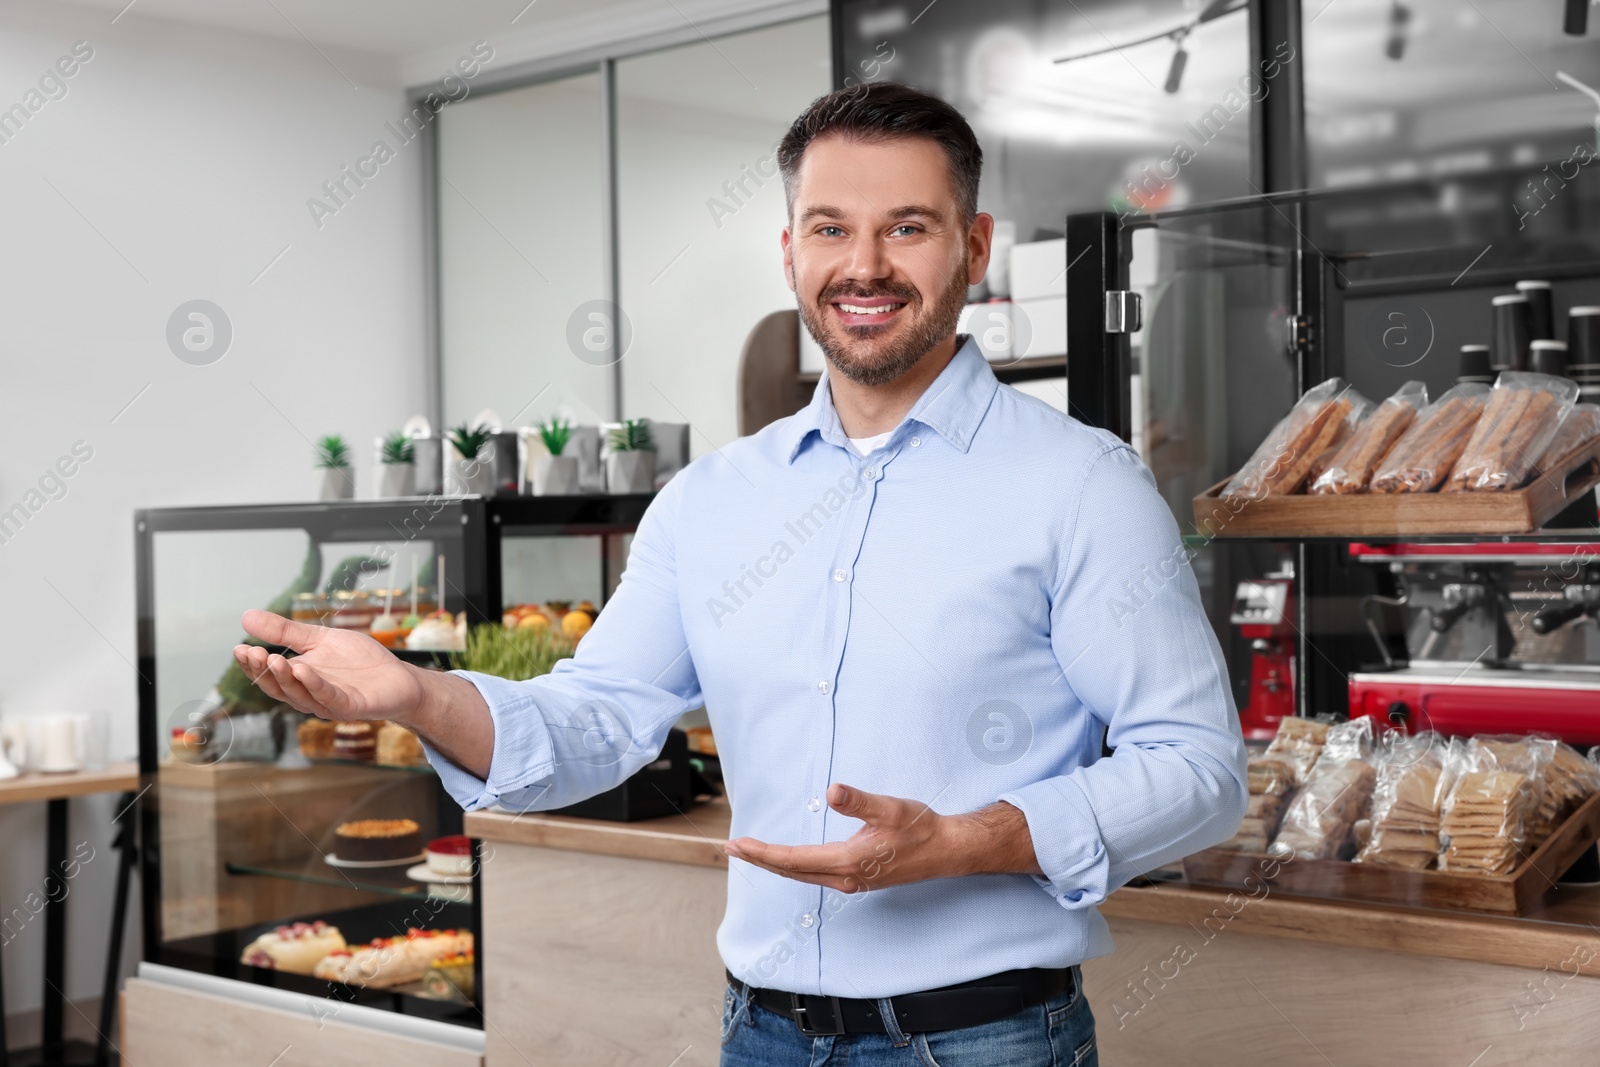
236;82;1247;1067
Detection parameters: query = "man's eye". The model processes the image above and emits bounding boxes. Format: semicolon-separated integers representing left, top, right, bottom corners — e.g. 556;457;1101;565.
819;226;844;238
891;225;920;237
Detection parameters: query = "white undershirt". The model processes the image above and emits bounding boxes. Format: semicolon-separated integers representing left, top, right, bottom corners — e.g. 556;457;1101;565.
846;432;892;457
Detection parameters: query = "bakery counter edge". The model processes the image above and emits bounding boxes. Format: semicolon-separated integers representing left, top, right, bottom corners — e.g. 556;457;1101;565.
465;796;731;870
467;797;1600;976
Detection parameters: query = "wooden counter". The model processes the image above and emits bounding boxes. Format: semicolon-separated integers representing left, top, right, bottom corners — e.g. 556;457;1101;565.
471;797;1600;1065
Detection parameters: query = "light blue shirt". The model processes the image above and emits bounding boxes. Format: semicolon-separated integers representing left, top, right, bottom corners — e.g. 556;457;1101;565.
427;337;1248;999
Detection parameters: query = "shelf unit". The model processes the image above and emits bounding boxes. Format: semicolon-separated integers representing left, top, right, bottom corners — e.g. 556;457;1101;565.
134;493;653;1030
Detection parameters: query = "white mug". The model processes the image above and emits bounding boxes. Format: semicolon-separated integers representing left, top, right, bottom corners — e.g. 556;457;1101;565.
30;713;87;773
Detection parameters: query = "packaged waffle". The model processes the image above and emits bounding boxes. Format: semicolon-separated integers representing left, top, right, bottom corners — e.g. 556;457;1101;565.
1310;381;1427;494
1535;403;1600;474
1263;716;1332;785
1269;719;1377;860
1445;372;1580;492
1222;379;1369;500
1355;732;1455;870
1370;383;1491;493
1438;736;1551;875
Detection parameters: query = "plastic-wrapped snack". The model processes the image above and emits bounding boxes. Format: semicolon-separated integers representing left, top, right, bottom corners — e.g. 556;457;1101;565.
1370;383;1492;493
1263;716;1332;785
1306;391;1377;485
1446;373;1580;491
1247;754;1295;797
1525;738;1600;844
1439;770;1531;876
1535;403;1600;474
1218;792;1288;852
1269;758;1377;860
1310;382;1427;494
1355;732;1450;870
1319;716;1374;764
1222;379;1365;500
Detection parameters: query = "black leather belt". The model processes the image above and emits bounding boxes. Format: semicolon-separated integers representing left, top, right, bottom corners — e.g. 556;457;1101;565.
727;966;1076;1037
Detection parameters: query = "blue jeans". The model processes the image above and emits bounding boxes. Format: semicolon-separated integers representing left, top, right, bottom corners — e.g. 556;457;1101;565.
720;970;1097;1067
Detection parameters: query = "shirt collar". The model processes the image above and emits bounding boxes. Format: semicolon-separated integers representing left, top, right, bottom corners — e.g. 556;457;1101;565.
785;334;999;464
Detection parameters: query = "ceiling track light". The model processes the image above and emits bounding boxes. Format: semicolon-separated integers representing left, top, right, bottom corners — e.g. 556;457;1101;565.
1566;0;1589;36
1165;30;1190;94
1386;1;1412;61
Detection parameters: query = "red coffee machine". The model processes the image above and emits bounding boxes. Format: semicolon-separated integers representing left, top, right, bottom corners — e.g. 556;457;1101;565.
1230;570;1297;740
1346;542;1600;745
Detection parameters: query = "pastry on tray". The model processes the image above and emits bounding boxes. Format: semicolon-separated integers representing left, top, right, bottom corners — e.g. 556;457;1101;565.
334;818;422;862
312;929;474;988
376;721;426;766
333;721;378;761
425;835;473;877
297;718;338;760
240;921;346;975
421;951;475;1001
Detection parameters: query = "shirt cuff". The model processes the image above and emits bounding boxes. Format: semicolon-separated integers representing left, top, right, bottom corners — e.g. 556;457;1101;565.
998;775;1111;910
419;670;558;812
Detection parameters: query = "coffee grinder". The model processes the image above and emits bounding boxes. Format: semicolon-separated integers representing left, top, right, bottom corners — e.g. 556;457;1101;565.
1230;566;1297;740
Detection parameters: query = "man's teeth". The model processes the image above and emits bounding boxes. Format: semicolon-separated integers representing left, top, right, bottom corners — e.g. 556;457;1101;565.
836;302;905;315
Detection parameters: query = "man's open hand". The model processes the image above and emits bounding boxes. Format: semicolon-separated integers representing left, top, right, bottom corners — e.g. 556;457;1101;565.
233;608;429;724
724;784;1042;892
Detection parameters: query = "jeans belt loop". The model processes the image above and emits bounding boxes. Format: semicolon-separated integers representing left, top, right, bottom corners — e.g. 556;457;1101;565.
789;992;846;1037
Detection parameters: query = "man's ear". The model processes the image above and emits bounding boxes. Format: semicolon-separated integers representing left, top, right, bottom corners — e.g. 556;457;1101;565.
967;212;996;286
781;228;797;293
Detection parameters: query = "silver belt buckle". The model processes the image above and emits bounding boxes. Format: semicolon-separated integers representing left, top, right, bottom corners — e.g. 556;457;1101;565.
789;992;846;1036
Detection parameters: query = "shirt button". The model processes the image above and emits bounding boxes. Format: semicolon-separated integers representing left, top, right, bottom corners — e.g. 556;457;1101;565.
863;467;877;480
910;436;921;447
800;913;815;928
832;568;848;582
816;680;831;694
808;797;821;812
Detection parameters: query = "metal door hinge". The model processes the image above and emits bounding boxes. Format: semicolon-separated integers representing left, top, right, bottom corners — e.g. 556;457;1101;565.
1105;291;1142;333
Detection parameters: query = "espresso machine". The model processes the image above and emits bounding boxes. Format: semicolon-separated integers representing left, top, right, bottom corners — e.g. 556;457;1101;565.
1230;568;1297;741
1348;543;1600;744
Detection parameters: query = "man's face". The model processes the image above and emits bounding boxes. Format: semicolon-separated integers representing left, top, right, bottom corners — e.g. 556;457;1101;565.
783;135;992;387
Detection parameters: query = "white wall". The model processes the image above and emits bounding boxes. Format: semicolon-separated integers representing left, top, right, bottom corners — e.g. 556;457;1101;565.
0;0;428;1028
615;16;831;453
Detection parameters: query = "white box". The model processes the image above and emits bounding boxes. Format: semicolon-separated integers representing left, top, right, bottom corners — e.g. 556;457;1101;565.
957;301;1014;362
1012;295;1066;359
1009;239;1067;302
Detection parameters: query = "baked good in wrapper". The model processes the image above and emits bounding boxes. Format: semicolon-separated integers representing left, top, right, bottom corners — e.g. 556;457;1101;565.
1222;379;1370;500
1263;716;1332;785
1310;381;1427;494
1535;402;1600;476
1370;383;1491;493
1440;770;1530;875
1355;733;1455;870
1445;372;1579;492
1269;719;1376;860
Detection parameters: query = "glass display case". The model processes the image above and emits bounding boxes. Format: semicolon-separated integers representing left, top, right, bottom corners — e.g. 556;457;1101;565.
135;494;651;1026
1064;158;1600;921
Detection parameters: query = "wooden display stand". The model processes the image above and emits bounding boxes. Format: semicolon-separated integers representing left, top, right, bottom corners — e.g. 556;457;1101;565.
1191;437;1600;537
1182;791;1600;915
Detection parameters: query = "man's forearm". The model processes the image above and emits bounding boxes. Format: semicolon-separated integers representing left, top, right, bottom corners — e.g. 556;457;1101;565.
943;801;1044;878
404;668;496;780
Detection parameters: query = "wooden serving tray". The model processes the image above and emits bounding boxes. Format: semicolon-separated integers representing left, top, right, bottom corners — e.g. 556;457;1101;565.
1192;436;1600;537
1181;790;1600;915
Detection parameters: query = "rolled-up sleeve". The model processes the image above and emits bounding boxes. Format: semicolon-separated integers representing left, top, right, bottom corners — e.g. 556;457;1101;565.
1000;444;1248;908
422;474;703;812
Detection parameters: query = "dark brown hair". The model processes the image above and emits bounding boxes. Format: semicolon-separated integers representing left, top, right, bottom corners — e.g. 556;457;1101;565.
777;82;983;225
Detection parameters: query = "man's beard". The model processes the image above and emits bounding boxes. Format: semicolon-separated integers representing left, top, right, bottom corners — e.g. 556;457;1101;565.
797;265;970;388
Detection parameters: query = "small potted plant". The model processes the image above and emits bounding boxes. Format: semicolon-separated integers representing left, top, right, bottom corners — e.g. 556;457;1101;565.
447;423;496;496
531;417;579;495
315;435;354;500
377;430;416;497
605;419;656;494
